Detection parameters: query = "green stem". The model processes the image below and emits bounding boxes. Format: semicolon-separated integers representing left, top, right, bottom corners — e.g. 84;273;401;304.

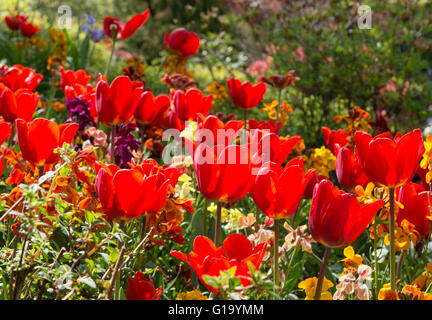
215;202;222;246
273;219;280;293
111;219;125;300
285;245;299;280
389;187;396;290
105;36;117;76
203;199;208;237
277;89;282;122
373;214;379;299
314;247;331;300
255;205;260;233
243;109;248;130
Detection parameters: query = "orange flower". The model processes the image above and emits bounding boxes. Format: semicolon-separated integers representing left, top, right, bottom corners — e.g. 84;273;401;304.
378;284;399;300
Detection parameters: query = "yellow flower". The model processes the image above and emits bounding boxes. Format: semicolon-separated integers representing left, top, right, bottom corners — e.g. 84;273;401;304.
341;246;362;269
179;121;197;141
174;173;196;199
262;100;278;121
207;203;248;232
420;135;432;183
163;55;193;78
355;182;378;204
378;284;399;300
384;219;420;251
207;81;227;104
298;277;333;300
176;290;208;300
261;100;292;127
123;57;146;82
305;146;335;177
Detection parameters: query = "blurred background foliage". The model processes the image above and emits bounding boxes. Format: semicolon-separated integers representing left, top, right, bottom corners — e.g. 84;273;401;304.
1;0;432;147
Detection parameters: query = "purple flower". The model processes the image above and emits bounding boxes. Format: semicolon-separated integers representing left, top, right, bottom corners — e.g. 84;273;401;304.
81;13;96;32
65;97;97;135
89;29;104;43
114;122;142;168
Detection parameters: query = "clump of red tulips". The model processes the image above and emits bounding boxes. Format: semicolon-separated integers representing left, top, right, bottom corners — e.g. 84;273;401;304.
1;5;432;303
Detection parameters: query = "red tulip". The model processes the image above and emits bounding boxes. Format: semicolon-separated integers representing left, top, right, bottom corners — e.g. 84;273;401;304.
164;28;200;58
184;114;244;164
104;9;150;40
126;272;162;300
0;85;39;123
16;118;78;166
335;146;369;192
322;126;350;155
95;75;143;126
250;157;315;219
355;129;425;187
197;114;243;144
0;65;43;92
134;92;170;125
4;15;26;30
19;20;41;37
192;143;253;203
171;234;267;293
155;107;185;131
248;119;281;135
94;161;170;220
251;132;301;167
309;179;384;248
396;183;430;238
59;67;91;97
4;15;40;37
227;78;266;110
303;173;327;200
0;121;12;145
173;88;213;122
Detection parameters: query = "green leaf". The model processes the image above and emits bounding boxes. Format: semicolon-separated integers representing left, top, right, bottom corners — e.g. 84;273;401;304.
79;276;96;289
79;34;90;69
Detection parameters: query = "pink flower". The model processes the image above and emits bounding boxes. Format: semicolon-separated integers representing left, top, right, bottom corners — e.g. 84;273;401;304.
86;126;107;147
293;46;305;62
357;264;372;281
247;56;273;77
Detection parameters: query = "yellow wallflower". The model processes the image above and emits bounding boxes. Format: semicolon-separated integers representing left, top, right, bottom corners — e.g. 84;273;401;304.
174;173;196;199
261;100;292;127
298;277;333;300
176;290;208;300
305;146;335;177
163;55;194;78
341;246;362;269
207;81;228;104
206;203;247;232
179;121;197;141
420;135;432;184
384;219;420;251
